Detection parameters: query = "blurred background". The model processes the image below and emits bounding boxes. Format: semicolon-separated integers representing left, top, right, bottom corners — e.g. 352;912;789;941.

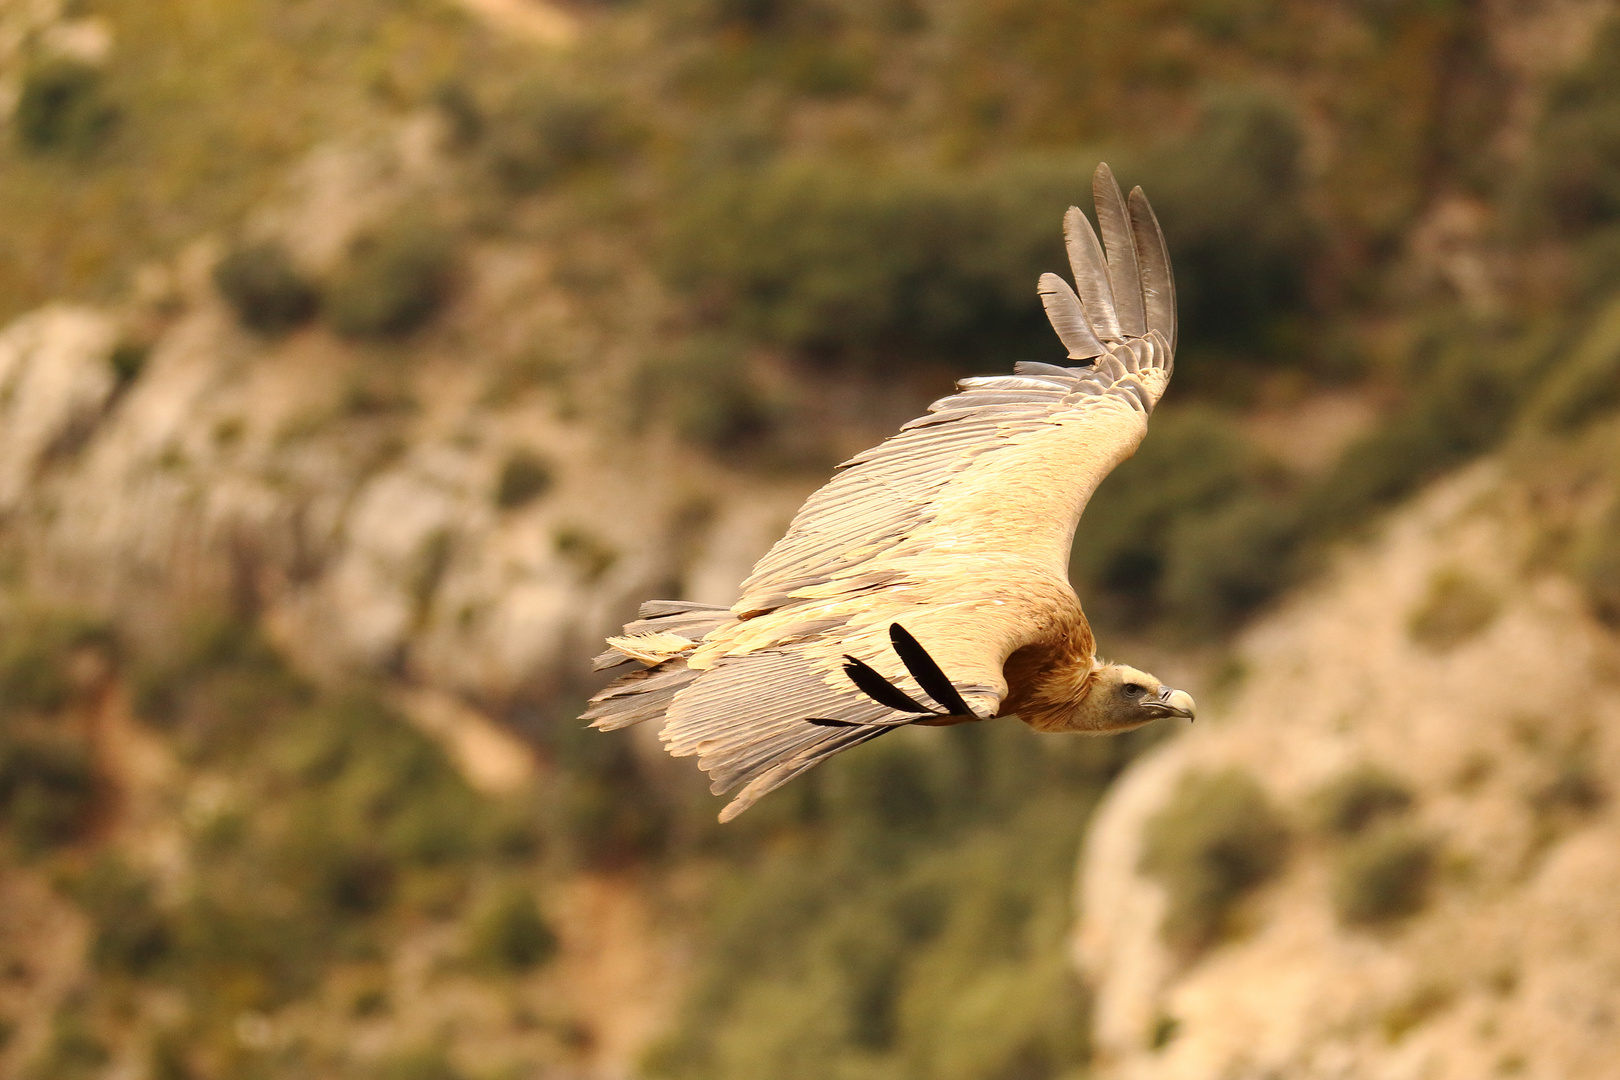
0;0;1618;1077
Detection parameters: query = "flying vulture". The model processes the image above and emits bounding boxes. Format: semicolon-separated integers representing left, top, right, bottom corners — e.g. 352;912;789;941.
584;163;1196;821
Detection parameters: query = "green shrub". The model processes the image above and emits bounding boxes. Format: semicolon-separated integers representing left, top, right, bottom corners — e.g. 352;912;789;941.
213;242;319;335
0;732;96;851
108;340;149;389
646;749;1108;1080
1406;566;1503;650
1072;408;1293;631
325;215;455;338
74;856;173;976
663;155;1079;365
488;81;625;193
553;526;619;582
1407;568;1500;651
315;840;398;916
14;60;117;156
1310;764;1414;838
0;620;86;715
1529;736;1606;823
1519;15;1620;236
168;895;322;1009
1139;768;1290;955
31;1004;107;1080
710;0;792;31
1577;488;1620;626
280;693;482;861
1331;824;1437;926
1302;336;1522;536
650;334;776;452
1161;489;1302;633
1523;296;1620;433
1140;92;1315;367
494;450;555;509
144;1033;194;1080
468;885;558;972
1380;982;1454;1043
821;737;948;854
377;1045;467;1080
545;744;668;868
131;617;310;762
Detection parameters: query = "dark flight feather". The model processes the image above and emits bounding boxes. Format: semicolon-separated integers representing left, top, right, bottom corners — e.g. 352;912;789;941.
842;654;935;714
889;623;979;717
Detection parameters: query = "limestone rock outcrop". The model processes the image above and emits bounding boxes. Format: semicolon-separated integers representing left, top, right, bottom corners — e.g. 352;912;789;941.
1075;465;1620;1080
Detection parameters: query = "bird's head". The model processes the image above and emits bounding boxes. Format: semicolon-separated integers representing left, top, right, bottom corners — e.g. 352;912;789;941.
1072;663;1196;732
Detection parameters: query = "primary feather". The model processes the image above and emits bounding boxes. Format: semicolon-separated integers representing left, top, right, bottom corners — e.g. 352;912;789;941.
583;163;1181;821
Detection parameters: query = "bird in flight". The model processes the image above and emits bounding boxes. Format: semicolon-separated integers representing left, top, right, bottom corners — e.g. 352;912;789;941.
585;163;1196;821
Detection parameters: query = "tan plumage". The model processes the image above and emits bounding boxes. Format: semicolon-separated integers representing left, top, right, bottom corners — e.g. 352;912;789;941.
585;164;1196;821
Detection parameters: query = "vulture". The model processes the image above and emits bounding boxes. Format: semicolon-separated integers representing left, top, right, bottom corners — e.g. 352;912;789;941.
584;163;1195;822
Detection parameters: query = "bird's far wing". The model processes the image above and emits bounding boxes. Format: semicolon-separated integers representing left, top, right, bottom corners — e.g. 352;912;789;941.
651;164;1178;821
734;163;1175;615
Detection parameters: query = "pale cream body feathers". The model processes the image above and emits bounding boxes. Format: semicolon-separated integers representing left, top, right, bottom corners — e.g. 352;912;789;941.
585;164;1194;821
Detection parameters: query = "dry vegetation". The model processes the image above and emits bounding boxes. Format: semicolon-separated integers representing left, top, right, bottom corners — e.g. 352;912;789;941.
0;0;1619;1078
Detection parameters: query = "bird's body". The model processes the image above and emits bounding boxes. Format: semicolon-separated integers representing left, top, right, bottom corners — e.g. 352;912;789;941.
586;164;1195;821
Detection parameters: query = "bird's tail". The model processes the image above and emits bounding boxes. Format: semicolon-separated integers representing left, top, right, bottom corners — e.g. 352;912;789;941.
581;600;733;731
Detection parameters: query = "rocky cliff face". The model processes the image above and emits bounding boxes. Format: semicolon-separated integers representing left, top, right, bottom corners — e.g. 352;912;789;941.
1075;463;1620;1080
0;134;808;713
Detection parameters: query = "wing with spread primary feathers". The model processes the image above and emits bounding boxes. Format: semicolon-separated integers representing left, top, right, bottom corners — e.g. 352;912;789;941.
585;164;1178;820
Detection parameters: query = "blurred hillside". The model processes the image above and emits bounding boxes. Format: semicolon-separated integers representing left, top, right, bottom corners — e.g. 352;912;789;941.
0;0;1619;1078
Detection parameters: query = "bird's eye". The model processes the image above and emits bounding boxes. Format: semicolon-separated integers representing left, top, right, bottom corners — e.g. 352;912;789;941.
1123;683;1145;697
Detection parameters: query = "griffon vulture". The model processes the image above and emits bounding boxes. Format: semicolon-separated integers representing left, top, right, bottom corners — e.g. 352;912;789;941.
584;163;1195;821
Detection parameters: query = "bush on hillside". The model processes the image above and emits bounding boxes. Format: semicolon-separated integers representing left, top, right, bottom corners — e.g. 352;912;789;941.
1071;408;1294;632
1139;768;1289;955
0;612;106;715
0;731;97;851
377;1045;469;1080
1309;764;1414;838
665;93;1320;376
1519;16;1620;237
213;241;319;335
1302;334;1522;537
1141;92;1316;368
494;450;556;509
33;1004;108;1080
663;155;1079;365
131;617;310;763
540;712;669;868
75;856;173;976
1331;823;1437;927
1161;489;1302;633
325;214;455;339
1407;567;1500;651
467;885;558;972
488;81;626;193
645;736;1106;1080
14;59;117;156
1523;296;1620;434
1576;486;1620;626
647;333;778;452
108;341;148;390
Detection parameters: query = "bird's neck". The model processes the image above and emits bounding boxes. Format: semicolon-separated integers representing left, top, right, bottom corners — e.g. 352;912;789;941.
1001;615;1098;731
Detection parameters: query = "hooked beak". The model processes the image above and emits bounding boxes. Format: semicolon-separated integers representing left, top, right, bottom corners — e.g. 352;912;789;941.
1143;687;1196;722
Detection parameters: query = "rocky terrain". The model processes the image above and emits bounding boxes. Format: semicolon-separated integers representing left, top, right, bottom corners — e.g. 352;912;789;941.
1;0;1619;1078
1078;459;1620;1080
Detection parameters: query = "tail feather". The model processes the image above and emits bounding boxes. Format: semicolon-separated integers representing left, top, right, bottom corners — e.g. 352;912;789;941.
592;600;732;670
584;600;734;729
719;724;893;822
584;663;701;731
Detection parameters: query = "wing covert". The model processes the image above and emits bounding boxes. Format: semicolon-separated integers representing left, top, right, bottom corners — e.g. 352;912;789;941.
586;163;1178;820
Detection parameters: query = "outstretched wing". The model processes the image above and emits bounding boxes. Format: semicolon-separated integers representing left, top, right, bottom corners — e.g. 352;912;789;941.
590;164;1177;820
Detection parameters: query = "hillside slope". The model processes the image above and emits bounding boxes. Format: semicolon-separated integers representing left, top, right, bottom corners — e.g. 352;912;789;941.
1075;461;1620;1080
